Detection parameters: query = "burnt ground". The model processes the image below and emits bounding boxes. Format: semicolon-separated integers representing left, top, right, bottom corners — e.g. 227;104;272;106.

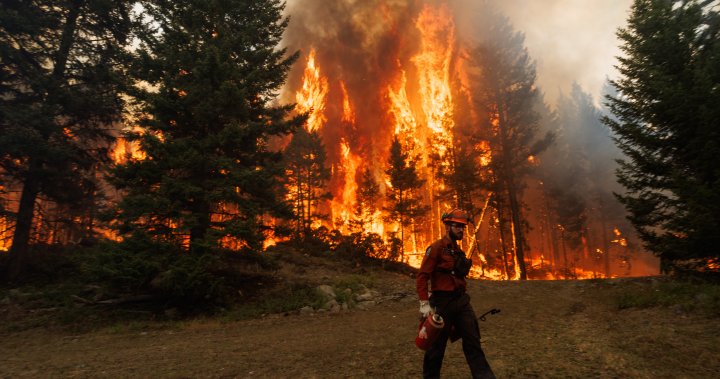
1;259;719;378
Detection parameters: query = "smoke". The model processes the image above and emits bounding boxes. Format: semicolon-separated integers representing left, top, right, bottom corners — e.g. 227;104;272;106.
489;0;633;105
278;0;658;275
283;0;632;104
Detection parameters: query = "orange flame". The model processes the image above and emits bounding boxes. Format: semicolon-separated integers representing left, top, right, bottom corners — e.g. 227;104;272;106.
413;3;455;139
295;49;328;133
331;138;361;232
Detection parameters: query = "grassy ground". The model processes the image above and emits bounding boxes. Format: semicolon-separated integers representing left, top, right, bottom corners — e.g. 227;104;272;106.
1;273;719;378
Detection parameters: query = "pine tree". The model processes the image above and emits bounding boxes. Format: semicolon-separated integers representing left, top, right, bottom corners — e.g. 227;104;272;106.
110;0;304;252
385;136;429;260
0;0;133;278
282;127;331;237
350;167;380;234
468;15;554;279
604;0;720;270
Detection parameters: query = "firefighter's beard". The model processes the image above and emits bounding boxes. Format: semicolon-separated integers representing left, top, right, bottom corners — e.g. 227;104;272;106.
449;228;463;241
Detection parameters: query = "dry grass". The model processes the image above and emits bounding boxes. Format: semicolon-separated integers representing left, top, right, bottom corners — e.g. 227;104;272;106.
1;274;719;378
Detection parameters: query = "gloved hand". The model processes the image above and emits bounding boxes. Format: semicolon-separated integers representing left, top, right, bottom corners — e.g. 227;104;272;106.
419;300;432;318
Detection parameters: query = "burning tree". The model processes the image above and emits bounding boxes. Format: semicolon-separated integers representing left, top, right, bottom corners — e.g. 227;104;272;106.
0;0;134;278
109;0;304;252
350;168;381;234
467;15;554;279
604;0;720;272
282;127;331;238
385;136;429;261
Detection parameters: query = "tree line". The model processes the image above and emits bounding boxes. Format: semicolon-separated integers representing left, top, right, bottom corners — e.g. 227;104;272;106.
1;0;718;286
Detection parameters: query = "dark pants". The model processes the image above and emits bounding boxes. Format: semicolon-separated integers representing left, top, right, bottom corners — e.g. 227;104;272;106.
423;292;495;379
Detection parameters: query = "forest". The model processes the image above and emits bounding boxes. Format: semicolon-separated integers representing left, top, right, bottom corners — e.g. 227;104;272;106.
1;0;719;311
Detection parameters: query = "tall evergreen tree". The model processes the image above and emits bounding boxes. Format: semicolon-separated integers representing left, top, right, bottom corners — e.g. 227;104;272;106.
282;127;331;237
435;85;490;221
0;0;134;277
110;0;304;252
468;15;554;279
385;136;429;260
604;0;720;270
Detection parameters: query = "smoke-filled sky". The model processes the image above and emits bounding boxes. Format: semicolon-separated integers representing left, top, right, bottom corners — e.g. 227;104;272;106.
283;0;634;106
493;0;633;105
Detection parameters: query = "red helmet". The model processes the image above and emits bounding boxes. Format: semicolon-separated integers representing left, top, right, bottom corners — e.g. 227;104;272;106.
441;209;469;225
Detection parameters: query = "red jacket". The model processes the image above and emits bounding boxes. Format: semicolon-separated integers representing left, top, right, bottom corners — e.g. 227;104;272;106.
416;236;468;301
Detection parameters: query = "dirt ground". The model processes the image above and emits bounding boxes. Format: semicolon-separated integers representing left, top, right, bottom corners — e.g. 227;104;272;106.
1;274;719;378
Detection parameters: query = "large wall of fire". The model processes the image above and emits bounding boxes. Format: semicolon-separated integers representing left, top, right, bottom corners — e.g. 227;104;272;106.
0;0;659;280
279;0;658;279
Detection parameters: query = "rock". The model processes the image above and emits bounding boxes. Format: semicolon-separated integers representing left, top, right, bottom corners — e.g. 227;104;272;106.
316;285;336;300
356;300;376;310
330;302;342;313
355;291;374;302
323;299;339;310
300;306;314;315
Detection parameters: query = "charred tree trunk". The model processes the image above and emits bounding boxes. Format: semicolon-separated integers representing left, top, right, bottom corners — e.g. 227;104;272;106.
496;205;511;280
599;201;611;278
506;180;527;279
494;86;528;280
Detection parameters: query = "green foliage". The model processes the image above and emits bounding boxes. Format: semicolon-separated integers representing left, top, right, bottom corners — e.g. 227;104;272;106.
467;13;554;279
110;0;304;252
226;282;326;320
604;0;720;268
334;232;389;262
384;136;429;257
82;236;241;307
287;226;338;256
0;0;134;273
332;274;376;305
349;168;381;233
333;274;376;293
83;237;175;293
282;127;331;237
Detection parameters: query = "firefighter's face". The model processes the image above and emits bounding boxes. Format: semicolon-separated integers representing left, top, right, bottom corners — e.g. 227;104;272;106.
446;222;465;240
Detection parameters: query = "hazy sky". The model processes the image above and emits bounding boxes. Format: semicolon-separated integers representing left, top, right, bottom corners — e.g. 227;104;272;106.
495;0;634;105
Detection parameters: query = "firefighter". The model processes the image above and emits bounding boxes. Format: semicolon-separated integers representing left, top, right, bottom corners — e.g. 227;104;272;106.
417;208;495;379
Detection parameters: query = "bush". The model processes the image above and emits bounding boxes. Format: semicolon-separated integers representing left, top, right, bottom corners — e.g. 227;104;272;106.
226;282;326;319
334;232;387;262
82;235;232;308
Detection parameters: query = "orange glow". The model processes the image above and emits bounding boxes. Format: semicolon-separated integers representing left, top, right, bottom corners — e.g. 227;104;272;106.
330;138;361;232
0;217;10;252
340;81;355;124
295;48;328;133
413;3;455;137
111;137;146;163
612;227;628;247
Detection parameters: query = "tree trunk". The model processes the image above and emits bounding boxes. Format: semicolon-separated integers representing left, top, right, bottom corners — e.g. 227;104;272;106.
495;87;528;280
506;181;527;279
52;0;82;78
8;163;42;280
7;0;84;280
599;201;611;278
